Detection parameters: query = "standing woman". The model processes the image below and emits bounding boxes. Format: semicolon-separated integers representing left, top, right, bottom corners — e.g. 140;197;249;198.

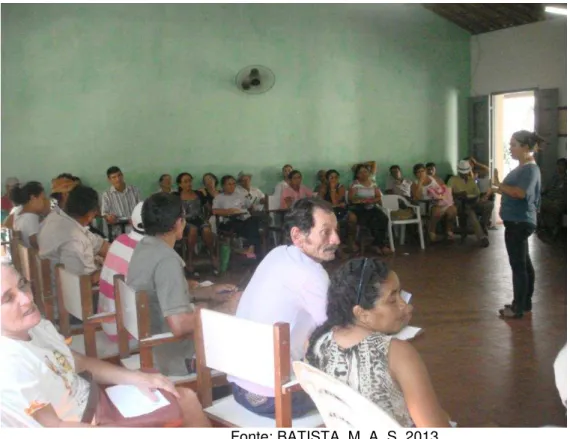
492;130;542;319
176;173;218;276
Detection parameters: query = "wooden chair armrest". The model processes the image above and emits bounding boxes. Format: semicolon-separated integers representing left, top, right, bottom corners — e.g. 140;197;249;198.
140;332;187;348
282;379;302;394
86;311;116;325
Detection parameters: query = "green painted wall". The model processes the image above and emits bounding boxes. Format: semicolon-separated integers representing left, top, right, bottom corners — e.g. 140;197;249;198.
2;4;470;196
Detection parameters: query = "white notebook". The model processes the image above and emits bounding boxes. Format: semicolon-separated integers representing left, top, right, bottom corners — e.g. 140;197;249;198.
105;385;171;418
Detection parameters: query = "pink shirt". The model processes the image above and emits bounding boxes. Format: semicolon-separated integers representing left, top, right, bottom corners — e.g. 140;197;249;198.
98;231;143;341
280;185;313;209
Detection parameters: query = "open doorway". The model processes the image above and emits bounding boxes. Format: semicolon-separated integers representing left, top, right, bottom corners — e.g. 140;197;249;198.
491;90;536;225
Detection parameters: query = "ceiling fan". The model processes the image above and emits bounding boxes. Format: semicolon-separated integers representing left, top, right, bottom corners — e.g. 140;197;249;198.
235;65;275;95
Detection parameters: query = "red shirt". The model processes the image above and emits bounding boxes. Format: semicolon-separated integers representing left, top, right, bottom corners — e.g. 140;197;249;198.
1;195;13;212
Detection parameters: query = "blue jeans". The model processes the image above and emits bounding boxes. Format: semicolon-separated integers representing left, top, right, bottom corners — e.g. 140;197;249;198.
504;221;536;314
232;384;316;419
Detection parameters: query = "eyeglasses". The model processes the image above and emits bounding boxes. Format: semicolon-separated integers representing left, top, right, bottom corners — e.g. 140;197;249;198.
355;258;374;305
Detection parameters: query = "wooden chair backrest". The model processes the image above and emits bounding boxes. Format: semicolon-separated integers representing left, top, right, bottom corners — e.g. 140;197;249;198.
292;361;402;429
194;308;292;426
55;264;93;336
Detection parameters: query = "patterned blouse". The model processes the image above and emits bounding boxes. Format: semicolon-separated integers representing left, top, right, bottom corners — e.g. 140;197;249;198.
306;331;414;427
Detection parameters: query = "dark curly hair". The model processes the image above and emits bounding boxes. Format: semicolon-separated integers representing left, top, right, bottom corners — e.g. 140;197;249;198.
412;163;426;175
325;169;339;181
305;258;390;364
175;172;193;191
353;164;370;182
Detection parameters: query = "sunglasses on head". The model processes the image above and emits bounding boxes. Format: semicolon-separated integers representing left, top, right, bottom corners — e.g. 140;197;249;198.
356;258;375;305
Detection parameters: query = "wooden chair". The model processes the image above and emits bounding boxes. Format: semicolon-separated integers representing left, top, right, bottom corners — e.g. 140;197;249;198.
113;275;226;390
382;194;425;250
292;361;402;429
55;264;129;360
30;251;56;322
9;230;22;274
194;308;322;428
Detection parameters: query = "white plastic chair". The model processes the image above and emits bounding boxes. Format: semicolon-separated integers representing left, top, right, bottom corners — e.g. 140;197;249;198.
382;195;425;250
194;308;323;428
292;361;402;429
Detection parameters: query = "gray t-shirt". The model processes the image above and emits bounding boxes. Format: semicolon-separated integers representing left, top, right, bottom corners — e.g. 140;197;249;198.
500;163;541;225
127;236;195;376
212;192;250;220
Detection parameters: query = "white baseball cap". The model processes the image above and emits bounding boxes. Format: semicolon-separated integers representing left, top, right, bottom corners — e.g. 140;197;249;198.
130;202;144;233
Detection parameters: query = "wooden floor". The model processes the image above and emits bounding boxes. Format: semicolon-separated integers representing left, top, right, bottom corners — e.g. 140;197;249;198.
198;227;567;428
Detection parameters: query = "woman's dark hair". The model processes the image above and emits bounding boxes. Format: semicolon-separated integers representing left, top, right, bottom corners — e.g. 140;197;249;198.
175;172;193;188
413;163;425;175
325;169;339;181
10;182;44;206
306;258;391;364
202;172;219;187
288;170;302;180
512;130;545;152
142;193;185;236
64;185;99;218
158;174;171;183
283;198;334;242
353;164;369;181
389;165;400;172
220;175;236;187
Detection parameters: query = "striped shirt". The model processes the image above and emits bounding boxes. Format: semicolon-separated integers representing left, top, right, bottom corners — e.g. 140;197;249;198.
98;231;144;341
101;185;141;218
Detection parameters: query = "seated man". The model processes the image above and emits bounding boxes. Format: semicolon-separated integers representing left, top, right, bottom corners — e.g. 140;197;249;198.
539;157;566;238
235;171;265;212
385;165;413;199
38;185;108;286
101;166;142;238
448;160;493;247
127;193;238;377
229;198;340;419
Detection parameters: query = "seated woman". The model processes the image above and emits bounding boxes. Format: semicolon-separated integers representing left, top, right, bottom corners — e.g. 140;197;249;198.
274;164;293;200
280;170;313;209
175;173;218;276
411;163;457;242
319;169;358;252
348;164;392;255
198;172;220;217
213;175;262;259
314;169;326;193
305;258;450;428
157;174;173;193
0;262;210;427
11;182;51;249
